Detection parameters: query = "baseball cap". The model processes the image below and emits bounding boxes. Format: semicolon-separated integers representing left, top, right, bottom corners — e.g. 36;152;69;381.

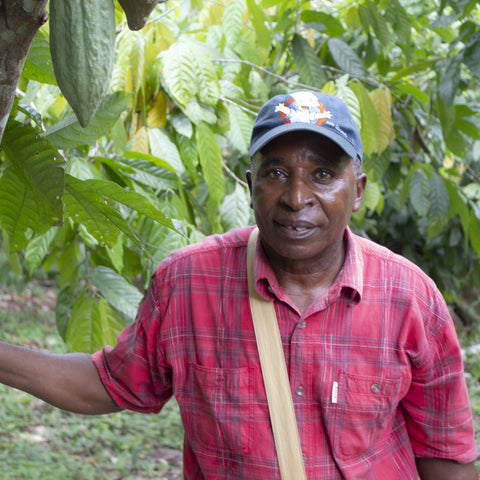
249;90;363;162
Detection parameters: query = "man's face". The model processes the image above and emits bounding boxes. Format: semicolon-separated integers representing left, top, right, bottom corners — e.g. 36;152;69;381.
246;131;366;270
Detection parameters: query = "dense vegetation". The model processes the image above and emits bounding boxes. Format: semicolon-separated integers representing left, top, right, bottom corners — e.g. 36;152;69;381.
0;0;479;350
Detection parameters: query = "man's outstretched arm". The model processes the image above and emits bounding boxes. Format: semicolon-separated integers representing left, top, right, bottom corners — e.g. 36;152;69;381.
0;341;121;414
416;458;478;480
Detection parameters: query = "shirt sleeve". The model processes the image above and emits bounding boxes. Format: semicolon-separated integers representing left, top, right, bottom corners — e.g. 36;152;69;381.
92;274;172;413
400;286;478;463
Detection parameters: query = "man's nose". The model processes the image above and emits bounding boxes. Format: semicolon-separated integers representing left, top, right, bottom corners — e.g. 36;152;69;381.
281;177;314;210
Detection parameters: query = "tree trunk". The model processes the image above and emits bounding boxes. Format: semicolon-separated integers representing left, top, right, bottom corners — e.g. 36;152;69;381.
0;0;48;142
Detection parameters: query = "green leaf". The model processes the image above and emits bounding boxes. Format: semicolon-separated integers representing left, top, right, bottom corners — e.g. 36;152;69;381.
64;174;141;248
386;0;411;44
226;103;254;154
85;178;176;229
292;34;326;86
363;179;383;212
369;88;395;154
148;128;185;174
56;283;75;341
365;0;390;46
246;0;271;47
2;121;65;225
428;175;450;220
350;80;379;156
463;30;480;79
162;42;198;107
328;38;365;76
25;228;57;275
470;208;480;256
196;122;225;205
23;31;56;85
0;168;50;252
220;184;251;230
223;0;245;49
300;10;345;37
409;169;430;216
43;92;130;149
98;298;127;346
428;175;450;222
91;266;143;322
66;289;103;352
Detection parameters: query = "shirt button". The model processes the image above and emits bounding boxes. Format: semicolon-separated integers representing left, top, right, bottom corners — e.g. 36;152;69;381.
296;386;305;396
371;383;381;394
298;320;306;329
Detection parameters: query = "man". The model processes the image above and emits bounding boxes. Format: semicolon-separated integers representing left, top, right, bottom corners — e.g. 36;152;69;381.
0;90;477;479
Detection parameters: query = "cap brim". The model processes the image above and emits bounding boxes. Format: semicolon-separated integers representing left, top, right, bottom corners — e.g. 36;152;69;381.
249;123;358;160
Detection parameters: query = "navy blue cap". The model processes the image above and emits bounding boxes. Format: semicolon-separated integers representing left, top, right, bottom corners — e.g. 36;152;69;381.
249;90;363;162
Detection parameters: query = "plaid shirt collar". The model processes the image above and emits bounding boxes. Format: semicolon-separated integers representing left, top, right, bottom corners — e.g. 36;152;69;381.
253;226;363;312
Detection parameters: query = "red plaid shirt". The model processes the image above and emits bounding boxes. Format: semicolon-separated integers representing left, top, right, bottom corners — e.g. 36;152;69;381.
93;226;477;479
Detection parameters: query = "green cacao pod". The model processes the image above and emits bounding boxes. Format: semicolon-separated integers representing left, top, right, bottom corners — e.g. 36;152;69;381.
50;0;116;127
118;0;164;30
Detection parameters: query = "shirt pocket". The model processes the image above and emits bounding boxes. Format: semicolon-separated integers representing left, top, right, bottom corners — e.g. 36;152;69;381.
331;371;403;460
179;363;254;454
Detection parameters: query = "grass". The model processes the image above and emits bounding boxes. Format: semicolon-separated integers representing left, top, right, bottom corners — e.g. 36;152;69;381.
0;285;184;480
1;283;479;477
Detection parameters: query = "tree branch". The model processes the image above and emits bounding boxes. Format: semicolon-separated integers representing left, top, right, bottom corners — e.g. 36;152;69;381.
0;0;48;143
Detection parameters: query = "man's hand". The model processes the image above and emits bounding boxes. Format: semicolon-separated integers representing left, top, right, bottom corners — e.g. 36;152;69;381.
416;457;478;480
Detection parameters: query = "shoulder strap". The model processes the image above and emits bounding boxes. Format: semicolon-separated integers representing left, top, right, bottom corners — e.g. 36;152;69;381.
247;227;307;480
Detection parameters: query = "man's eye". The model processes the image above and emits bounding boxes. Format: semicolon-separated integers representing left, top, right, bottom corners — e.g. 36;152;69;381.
267;169;285;179
315;170;334;181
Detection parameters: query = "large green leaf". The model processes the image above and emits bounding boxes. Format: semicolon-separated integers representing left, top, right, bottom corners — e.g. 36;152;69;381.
300;10;345;37
328;38;366;76
64;174;141;248
2;120;65;225
226;104;254;154
292;34;326;86
350;80;379;156
91;266;143;322
43;92;131;149
65;289;124;352
409;169;431;216
25;228;57;274
223;0;245;49
22;30;56;85
0;168;49;252
84;179;176;229
365;0;390;46
428;175;450;221
196;122;225;205
470;208;480;256
148;128;185;174
162;42;198;107
463;30;480;79
220;184;251;231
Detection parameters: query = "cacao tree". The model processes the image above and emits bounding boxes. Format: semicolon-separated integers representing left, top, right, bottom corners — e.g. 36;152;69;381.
0;0;479;351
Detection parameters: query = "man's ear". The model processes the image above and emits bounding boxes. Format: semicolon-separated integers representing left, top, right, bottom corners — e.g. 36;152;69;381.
353;173;367;212
246;170;253;208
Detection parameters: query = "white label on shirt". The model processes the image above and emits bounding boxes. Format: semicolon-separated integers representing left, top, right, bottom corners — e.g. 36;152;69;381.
332;381;338;404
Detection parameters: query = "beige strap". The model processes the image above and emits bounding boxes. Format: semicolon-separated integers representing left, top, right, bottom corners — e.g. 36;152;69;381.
247;227;307;480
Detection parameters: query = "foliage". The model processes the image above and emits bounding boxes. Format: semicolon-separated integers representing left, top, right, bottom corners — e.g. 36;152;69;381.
0;0;480;350
0;288;183;478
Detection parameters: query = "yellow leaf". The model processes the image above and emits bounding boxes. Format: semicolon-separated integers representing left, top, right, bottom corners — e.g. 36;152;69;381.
147;91;167;128
369;88;395;154
131;126;150;154
322;82;336;95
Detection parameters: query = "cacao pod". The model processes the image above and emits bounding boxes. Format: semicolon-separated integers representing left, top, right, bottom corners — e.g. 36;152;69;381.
50;0;116;127
118;0;165;30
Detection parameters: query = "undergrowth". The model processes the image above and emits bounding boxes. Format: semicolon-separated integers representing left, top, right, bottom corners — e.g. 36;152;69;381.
0;284;183;480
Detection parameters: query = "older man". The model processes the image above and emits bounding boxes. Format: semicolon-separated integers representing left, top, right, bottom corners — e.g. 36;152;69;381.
0;90;477;479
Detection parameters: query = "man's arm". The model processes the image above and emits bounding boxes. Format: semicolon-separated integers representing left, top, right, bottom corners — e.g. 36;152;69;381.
416;458;478;480
0;341;121;414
